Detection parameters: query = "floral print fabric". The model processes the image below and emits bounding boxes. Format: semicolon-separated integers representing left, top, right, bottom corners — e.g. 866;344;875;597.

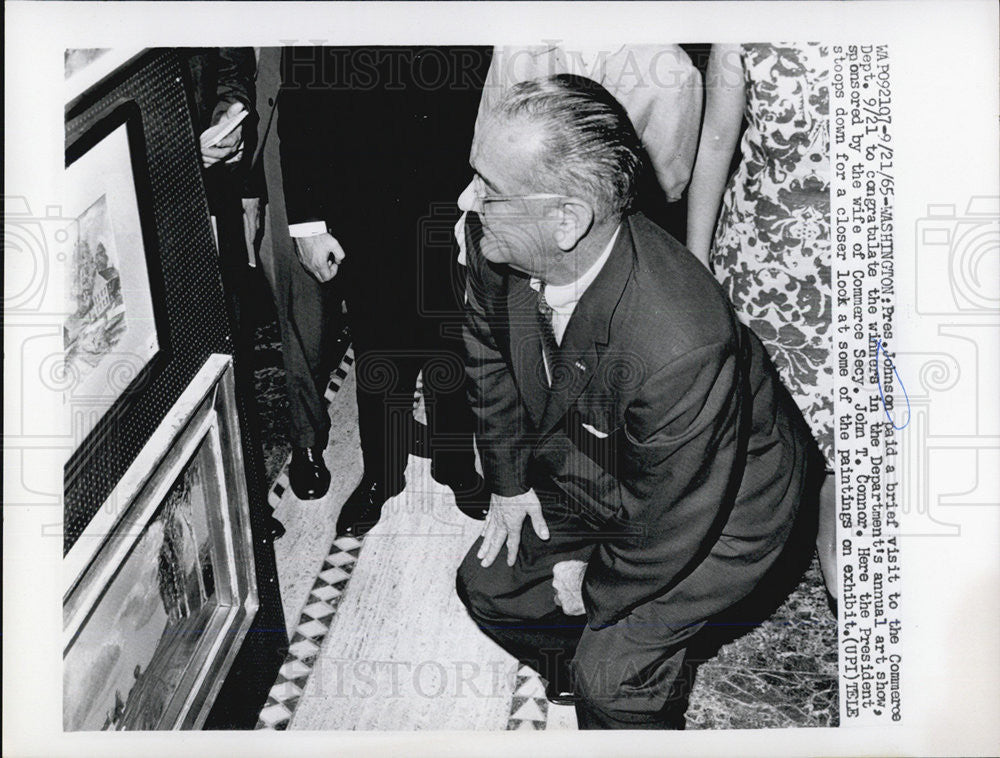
711;42;833;468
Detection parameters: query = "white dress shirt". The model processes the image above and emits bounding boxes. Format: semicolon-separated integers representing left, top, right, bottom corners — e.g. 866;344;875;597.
529;225;621;345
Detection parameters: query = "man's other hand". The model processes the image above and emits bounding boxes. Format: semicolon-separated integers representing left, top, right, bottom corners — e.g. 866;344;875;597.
241;197;264;257
294;233;346;282
552;559;587;615
477;489;549;568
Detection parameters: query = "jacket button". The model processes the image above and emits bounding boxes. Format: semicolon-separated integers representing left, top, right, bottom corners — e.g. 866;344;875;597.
268;97;274;106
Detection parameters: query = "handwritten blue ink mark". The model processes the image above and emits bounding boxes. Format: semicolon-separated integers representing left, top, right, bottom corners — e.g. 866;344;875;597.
874;338;911;430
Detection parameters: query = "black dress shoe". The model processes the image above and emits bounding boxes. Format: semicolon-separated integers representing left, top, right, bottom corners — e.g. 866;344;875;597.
336;476;405;538
432;468;489;521
544;677;580;706
289;445;331;500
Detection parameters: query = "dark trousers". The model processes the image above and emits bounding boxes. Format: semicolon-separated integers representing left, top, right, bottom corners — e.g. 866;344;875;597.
455;493;704;729
353;347;475;487
258;211;332;450
273;46;491;480
346;224;475;487
212;195;268;457
259;169;476;478
257;84;334;450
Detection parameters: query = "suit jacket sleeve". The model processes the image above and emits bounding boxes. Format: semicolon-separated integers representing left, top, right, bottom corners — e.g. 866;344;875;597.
583;339;745;628
462;221;532;497
213;48;256;122
214;47;258;171
276;47;328;226
196;48;258;209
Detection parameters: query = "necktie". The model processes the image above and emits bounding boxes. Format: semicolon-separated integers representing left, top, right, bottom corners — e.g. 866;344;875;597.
536;284;559;385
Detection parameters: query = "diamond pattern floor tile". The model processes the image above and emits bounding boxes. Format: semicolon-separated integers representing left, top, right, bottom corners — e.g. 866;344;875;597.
257;702;292;728
255;428;366;731
279;660;312;680
302;601;335;620
318;567;351;585
309;584;342;602
287;638;319;661
295;619;329;639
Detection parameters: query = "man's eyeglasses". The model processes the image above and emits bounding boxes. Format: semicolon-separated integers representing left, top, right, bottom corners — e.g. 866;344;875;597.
482;193;565;210
471;175;564;215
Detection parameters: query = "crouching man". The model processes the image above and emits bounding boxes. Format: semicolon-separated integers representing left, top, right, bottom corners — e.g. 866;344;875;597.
455;74;819;730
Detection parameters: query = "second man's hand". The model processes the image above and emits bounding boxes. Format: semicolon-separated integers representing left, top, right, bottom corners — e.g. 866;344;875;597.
294;232;346;282
478;489;549;568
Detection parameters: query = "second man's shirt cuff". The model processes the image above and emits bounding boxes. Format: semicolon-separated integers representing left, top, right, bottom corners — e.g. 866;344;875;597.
289;221;328;237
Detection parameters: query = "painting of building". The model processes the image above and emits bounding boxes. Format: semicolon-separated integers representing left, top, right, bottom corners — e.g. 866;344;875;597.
64;195;129;381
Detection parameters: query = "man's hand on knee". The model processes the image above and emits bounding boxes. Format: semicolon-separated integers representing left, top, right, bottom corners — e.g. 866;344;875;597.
477;489;549;568
552;559;587;615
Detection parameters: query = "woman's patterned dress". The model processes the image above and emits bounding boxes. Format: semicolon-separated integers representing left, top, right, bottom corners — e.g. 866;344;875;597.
711;42;833;468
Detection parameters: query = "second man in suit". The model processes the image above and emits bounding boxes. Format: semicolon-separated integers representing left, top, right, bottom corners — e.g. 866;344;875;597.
277;46;494;532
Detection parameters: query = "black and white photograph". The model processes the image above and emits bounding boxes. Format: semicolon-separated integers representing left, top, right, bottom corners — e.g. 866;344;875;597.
3;2;999;757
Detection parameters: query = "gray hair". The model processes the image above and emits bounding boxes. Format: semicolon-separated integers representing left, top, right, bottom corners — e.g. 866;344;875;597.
491;74;644;221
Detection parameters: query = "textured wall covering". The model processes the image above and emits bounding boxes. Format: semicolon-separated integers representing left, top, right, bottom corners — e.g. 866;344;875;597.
63;49;285;729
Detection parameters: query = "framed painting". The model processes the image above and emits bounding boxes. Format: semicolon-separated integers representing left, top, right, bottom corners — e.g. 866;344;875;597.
63;97;169;480
63;355;258;731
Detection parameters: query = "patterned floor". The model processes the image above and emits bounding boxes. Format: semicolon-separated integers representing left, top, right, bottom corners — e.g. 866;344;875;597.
251;321;838;731
257;534;363;729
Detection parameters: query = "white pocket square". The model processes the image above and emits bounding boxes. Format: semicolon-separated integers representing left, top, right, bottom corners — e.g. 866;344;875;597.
581;423;609;439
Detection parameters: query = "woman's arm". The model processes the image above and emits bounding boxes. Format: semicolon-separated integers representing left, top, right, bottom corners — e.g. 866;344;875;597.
686;44;746;268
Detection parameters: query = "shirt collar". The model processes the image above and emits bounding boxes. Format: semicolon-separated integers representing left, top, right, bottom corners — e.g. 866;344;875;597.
530;225;621;312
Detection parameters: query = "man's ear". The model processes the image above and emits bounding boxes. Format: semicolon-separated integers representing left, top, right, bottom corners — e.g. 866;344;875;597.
553;199;594;252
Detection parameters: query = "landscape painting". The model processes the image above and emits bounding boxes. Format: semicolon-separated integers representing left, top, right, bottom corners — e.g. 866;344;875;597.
63;436;220;731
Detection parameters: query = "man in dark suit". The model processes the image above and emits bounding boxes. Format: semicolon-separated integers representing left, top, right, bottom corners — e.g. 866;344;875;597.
277;47;494;530
247;47;337;502
455;75;818;729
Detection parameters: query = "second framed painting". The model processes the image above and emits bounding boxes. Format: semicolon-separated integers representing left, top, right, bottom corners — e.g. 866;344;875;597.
63;354;259;731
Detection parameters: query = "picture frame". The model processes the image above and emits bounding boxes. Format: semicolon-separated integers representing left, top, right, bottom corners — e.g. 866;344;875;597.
63;97;170;485
65;47;145;110
63;354;259;731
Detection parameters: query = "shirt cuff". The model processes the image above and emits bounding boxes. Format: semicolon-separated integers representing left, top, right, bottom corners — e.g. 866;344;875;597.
289;221;328;238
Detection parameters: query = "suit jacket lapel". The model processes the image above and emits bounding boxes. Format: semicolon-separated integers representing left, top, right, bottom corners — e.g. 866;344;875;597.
537;219;637;435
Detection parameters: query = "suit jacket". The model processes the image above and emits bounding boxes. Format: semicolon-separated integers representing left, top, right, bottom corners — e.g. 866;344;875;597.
476;45;703;202
463;212;814;629
249;48;293;264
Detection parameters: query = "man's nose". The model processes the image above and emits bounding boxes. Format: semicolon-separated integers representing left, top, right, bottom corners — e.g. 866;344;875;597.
457;179;476;213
